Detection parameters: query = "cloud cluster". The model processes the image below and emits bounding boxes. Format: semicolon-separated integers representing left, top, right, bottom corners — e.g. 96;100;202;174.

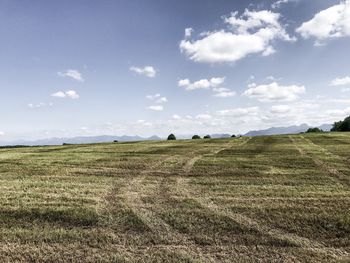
57;69;84;82
51;90;80;99
243;82;305;102
178;77;235;97
330;76;350;86
296;0;350;44
146;93;168;103
146;93;167;111
130;66;156;78
180;9;295;63
178;77;225;90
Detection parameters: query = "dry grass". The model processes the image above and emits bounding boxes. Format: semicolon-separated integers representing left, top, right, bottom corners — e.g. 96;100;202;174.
0;134;349;262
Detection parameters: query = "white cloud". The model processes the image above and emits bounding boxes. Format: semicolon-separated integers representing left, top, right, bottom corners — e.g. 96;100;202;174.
0;131;5;136
243;82;305;102
326;107;350;117
213;90;236;98
156;97;168;103
185;27;193;38
217;107;259;117
178;77;225;90
146;94;160;100
271;0;297;9
296;1;350;44
130;66;156;78
180;9;295;63
270;105;291;113
146;93;167;104
147;105;163;111
51;90;79;99
51;91;66;98
172;114;182;120
330;76;350;86
57;70;84;82
28;102;53;109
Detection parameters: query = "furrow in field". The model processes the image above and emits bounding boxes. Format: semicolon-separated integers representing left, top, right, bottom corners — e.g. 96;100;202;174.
289;136;350;186
120;156;217;263
183;137;251;174
176;176;350;261
301;136;350;167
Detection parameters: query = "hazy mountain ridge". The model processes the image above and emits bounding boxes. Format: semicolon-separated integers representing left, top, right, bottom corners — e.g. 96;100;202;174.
0;135;162;146
245;124;332;137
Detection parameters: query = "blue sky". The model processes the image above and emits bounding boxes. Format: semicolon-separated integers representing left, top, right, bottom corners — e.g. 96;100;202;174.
1;0;350;140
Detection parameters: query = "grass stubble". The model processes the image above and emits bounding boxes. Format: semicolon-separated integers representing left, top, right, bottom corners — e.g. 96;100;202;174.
0;134;349;262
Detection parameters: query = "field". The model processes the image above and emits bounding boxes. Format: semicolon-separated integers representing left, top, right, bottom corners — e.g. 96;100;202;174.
0;133;349;262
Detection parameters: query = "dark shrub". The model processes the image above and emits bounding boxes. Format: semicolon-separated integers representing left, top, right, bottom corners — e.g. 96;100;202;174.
167;134;176;140
331;116;350;132
231;134;236;138
192;135;201;139
306;127;323;133
203;135;211;139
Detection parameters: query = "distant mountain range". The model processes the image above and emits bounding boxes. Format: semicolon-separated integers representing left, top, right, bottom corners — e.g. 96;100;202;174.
244;123;332;137
0;135;161;146
0;124;333;146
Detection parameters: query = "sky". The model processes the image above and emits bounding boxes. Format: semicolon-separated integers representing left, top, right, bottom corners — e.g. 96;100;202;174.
1;0;350;140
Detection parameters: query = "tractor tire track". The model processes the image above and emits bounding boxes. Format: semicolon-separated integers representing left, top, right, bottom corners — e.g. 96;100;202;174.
121;155;217;262
176;176;349;261
289;136;350;187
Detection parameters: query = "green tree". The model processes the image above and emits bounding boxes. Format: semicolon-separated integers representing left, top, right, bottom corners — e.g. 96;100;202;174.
192;135;201;139
231;134;236;138
167;134;176;140
203;135;211;139
306;127;323;133
331;116;350;131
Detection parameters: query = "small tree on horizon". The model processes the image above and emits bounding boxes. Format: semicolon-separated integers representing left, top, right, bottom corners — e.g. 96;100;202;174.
204;135;211;139
306;127;323;133
331;116;350;132
167;134;176;140
192;135;201;139
231;134;236;138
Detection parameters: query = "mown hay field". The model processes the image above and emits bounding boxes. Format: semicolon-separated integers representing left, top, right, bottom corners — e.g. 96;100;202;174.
0;133;349;262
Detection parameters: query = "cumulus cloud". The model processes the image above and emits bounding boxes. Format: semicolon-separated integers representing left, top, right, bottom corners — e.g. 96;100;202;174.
178;77;225;90
180;9;295;63
51;90;80;99
243;82;305;102
178;77;235;97
296;1;350;44
146;93;167;104
330;76;350;86
130;66;156;78
147;105;163;111
57;70;84;82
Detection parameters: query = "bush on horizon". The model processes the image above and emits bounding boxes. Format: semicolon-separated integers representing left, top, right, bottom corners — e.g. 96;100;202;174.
331;115;350;132
192;135;201;139
167;134;176;140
